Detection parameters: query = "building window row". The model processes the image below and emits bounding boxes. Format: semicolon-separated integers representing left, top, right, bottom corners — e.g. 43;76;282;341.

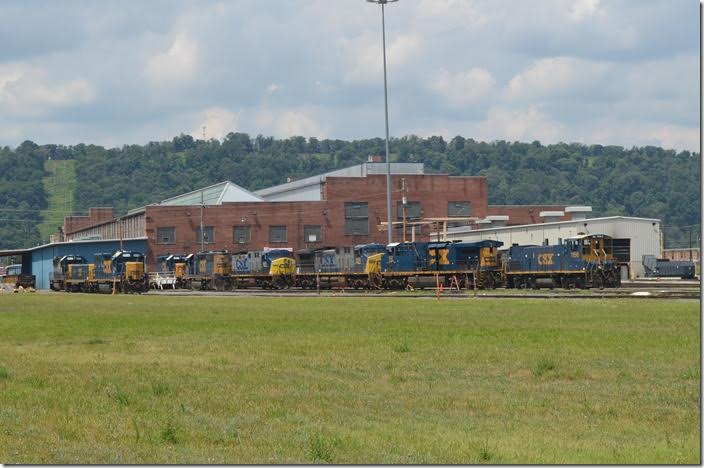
155;225;324;245
154;201;473;246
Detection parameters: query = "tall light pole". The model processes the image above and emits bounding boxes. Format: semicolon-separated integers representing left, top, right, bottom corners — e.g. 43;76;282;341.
367;0;397;244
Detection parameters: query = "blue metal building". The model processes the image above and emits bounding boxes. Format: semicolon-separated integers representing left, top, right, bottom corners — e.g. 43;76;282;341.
1;238;147;289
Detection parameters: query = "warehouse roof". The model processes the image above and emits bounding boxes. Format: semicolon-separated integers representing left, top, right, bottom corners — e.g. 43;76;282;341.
255;162;425;201
156;181;264;206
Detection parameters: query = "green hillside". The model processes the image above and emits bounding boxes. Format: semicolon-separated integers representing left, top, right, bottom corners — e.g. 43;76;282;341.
0;135;699;250
38;159;76;243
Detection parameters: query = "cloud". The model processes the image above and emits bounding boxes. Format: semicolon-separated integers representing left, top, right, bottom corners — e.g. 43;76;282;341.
588;120;699;152
476;106;564;143
0;1;697;152
430;67;496;105
506;56;611;99
341;32;421;85
144;33;198;87
254;107;326;138
415;0;488;31
568;0;602;21
0;63;96;117
190;107;239;141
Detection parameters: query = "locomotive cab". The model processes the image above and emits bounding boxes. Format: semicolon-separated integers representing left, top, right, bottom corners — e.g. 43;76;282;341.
565;234;615;262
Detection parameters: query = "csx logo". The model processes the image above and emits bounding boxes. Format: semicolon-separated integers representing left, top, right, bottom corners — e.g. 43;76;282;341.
537;253;554;265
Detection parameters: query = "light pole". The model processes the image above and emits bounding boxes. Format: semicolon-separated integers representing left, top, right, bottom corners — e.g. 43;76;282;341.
367;0;397;244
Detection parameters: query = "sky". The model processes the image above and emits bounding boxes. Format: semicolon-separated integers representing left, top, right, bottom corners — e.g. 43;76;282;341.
0;0;699;151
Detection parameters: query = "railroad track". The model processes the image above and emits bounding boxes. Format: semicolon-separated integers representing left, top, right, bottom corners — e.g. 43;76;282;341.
147;287;700;300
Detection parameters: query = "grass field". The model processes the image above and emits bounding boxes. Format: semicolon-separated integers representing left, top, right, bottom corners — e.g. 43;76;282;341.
0;295;699;464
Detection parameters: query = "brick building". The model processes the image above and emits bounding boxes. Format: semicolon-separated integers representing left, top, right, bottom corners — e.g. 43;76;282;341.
62;162;567;269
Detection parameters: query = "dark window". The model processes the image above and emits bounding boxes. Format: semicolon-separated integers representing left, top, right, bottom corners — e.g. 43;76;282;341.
448;201;471;217
195;226;214;244
304;225;322;243
270;225;287;243
156;227;175;244
397;201;421;220
345;202;369;235
233;226;251;244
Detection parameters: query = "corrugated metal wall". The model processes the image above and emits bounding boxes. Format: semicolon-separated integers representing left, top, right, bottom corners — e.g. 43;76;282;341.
31;239;147;289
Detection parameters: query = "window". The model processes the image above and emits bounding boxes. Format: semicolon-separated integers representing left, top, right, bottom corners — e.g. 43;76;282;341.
156;227;175;244
233;226;251;244
304;225;322;243
270;225;287;243
345;202;369;235
448;201;471;217
397;201;421;220
195;226;215;244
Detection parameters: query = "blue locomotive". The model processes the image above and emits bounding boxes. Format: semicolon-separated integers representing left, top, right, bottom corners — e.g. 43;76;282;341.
371;239;504;289
503;234;621;289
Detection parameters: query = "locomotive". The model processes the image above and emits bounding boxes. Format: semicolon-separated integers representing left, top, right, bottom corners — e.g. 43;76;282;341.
153;253;190;289
368;239;504;290
294;243;386;289
139;234;623;292
233;247;296;289
50;250;149;293
503;234;621;289
184;250;234;291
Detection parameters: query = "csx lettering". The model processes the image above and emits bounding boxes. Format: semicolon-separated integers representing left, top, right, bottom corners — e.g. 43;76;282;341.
537;253;554;265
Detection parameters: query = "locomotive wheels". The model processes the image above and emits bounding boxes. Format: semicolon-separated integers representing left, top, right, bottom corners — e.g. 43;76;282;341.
369;273;383;290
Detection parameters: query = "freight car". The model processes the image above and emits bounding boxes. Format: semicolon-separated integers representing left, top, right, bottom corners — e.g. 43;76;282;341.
503;234;621;289
642;255;696;279
2;264;36;289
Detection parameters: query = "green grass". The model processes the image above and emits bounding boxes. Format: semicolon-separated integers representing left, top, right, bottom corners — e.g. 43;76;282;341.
38;159;76;242
0;295;699;464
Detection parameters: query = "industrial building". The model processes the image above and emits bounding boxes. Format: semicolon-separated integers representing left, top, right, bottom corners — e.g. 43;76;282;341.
442;209;661;278
58;161;566;269
1;161;667;288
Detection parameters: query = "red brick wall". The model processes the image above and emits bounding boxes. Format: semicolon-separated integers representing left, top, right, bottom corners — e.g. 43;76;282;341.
487;205;569;225
144;174;489;268
64;207;116;235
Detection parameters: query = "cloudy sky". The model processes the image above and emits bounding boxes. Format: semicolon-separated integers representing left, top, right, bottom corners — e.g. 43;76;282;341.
0;0;699;150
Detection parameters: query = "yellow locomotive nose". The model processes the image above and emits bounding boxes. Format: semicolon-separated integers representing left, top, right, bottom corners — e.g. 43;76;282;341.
270;257;296;276
174;263;186;279
365;253;384;275
125;261;145;281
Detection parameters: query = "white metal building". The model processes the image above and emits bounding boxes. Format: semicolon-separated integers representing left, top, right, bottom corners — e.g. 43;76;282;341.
254;162;425;201
443;215;661;279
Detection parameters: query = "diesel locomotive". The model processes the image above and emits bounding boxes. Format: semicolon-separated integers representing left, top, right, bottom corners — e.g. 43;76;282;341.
50;250;149;293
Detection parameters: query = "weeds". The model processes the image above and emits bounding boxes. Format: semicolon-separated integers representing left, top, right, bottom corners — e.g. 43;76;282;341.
680;367;700;380
478;445;495;463
307;432;339;463
151;381;173;397
85;338;108;345
0;367;9;379
107;387;130;406
394;341;410;353
160;420;179;444
532;357;557;378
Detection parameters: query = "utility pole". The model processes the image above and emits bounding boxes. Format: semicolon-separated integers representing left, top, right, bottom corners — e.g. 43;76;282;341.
367;0;398;244
401;178;407;242
200;191;204;253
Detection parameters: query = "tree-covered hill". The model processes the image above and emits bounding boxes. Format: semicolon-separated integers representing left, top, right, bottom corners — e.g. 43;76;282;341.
0;134;699;250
